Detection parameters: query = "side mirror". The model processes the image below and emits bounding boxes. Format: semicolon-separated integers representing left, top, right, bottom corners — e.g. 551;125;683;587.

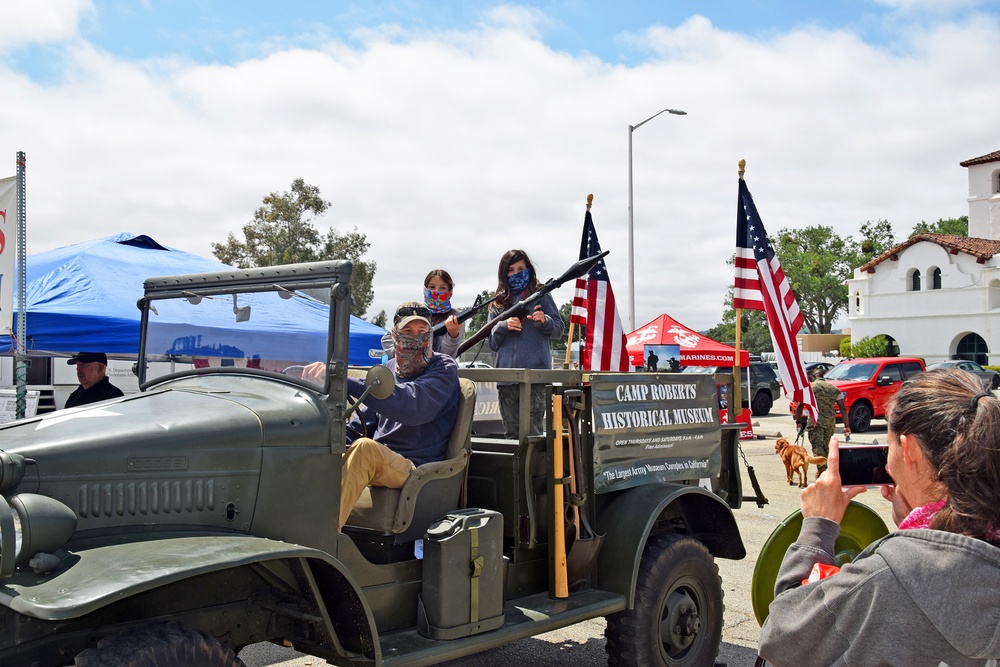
876;375;893;386
365;365;395;399
344;365;396;420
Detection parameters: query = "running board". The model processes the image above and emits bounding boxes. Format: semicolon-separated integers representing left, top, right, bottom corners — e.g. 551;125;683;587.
377;588;626;667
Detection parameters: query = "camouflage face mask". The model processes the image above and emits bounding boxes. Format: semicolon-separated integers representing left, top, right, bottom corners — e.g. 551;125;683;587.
392;328;433;377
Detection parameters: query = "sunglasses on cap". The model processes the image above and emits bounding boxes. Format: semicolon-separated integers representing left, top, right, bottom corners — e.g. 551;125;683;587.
394;305;432;322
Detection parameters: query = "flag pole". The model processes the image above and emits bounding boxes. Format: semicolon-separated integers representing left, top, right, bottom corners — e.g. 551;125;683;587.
563;194;593;370
15;152;27;420
732;160;745;417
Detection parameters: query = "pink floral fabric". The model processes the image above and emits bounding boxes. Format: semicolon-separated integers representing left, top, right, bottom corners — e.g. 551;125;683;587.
898;500;946;531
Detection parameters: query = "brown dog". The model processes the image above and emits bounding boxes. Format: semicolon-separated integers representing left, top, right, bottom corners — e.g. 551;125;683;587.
775;438;827;488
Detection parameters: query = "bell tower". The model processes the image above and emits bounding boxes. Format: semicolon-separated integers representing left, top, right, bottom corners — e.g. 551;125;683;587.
961;150;1000;239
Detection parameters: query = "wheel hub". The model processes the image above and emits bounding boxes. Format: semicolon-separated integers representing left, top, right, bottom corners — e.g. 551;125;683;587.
662;589;701;653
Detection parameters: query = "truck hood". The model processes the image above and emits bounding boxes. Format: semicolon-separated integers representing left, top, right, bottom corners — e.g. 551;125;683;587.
823;378;872;392
0;373;330;492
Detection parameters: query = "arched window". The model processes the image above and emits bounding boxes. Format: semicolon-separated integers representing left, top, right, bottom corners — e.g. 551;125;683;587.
932;268;942;290
911;269;921;292
854;291;863;315
958;333;989;366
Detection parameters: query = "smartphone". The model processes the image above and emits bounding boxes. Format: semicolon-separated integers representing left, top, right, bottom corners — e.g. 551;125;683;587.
838;445;893;487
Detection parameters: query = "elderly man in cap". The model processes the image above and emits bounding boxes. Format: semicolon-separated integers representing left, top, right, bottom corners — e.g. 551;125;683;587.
65;352;124;409
308;302;461;529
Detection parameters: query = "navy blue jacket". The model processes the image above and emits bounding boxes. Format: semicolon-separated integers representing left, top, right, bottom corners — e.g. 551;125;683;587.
346;353;460;466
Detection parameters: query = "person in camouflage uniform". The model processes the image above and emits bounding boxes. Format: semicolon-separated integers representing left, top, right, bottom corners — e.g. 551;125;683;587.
794;367;850;475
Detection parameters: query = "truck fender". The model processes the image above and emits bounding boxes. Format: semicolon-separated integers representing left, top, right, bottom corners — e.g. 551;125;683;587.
2;534;380;660
595;483;746;607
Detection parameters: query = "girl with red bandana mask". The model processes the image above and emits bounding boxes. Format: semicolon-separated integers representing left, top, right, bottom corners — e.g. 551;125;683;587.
381;269;465;359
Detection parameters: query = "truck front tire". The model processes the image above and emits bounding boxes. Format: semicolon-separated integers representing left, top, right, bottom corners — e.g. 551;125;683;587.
848;402;873;433
750;391;772;416
605;533;723;667
74;623;244;667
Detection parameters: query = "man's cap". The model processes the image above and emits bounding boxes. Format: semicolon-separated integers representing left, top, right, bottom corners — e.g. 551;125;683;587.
67;352;108;365
393;301;432;328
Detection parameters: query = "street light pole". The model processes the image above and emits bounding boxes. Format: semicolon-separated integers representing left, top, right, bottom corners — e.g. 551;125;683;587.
627;107;686;332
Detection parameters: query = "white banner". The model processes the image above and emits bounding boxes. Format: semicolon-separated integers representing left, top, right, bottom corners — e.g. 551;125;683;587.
0;176;15;335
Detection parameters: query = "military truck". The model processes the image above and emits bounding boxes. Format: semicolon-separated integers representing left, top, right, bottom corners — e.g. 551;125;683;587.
0;260;746;666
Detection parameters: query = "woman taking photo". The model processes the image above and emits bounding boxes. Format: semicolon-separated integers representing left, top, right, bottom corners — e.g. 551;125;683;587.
759;368;1000;666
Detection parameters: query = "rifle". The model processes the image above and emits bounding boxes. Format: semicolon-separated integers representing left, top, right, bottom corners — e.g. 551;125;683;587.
432;292;499;337
457;251;610;356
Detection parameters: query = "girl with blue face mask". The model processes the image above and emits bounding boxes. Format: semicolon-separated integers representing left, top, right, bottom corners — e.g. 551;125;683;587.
487;249;565;439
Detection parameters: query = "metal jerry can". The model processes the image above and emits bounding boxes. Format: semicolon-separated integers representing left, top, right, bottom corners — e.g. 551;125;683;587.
417;508;506;640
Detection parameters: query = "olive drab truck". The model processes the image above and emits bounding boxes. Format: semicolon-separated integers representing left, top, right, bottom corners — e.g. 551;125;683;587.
0;260;745;667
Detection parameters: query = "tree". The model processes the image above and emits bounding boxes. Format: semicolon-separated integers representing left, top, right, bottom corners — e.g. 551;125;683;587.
211;178;377;317
841;334;889;358
371;309;388;329
857;219;896;262
772;225;859;334
911;216;968;237
705;287;773;355
466;289;496;335
550;302;572;352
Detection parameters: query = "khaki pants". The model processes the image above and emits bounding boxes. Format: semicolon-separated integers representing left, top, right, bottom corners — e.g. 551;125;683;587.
340;438;415;529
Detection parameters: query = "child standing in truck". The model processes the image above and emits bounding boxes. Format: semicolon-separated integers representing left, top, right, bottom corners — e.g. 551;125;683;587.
381;269;465;360
488;249;564;439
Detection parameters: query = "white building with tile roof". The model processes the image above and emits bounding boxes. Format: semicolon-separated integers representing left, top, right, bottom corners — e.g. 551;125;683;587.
846;150;1000;365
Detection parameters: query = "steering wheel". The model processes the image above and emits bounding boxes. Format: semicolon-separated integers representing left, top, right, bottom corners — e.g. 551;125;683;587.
280;364;306;379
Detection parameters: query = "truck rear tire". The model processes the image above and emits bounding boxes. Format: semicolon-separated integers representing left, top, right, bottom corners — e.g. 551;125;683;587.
605;533;723;667
74;623;244;667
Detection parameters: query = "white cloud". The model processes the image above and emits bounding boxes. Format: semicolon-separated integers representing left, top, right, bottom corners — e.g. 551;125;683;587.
0;0;93;50
1;11;997;337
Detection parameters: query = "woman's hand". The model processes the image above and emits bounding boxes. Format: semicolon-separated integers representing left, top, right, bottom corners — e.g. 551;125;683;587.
445;314;461;338
506;316;522;333
880;484;913;527
800;436;867;524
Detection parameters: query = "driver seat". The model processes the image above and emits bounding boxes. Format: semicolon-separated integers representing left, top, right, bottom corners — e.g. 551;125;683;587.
344;378;477;546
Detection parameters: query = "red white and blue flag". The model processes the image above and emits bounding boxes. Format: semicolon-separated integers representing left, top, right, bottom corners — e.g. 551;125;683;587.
734;179;817;423
571;209;630;371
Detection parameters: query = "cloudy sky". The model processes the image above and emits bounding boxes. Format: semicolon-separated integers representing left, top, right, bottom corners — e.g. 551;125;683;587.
2;0;998;333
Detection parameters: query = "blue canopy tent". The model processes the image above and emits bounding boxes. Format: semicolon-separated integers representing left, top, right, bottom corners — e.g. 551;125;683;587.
1;233;386;366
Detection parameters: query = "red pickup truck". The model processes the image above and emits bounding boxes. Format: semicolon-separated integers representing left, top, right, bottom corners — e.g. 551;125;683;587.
790;356;925;432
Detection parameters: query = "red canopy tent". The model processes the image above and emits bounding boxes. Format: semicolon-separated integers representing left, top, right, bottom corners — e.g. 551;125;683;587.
625;314;749;369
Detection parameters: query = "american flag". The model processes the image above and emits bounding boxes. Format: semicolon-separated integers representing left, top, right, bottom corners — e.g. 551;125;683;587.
734;179;818;423
571;209;631;371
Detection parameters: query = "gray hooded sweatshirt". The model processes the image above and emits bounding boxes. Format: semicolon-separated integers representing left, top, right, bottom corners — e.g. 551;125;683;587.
759;516;1000;666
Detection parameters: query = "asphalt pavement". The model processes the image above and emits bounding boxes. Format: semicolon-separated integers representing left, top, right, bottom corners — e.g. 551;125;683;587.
240;396;895;667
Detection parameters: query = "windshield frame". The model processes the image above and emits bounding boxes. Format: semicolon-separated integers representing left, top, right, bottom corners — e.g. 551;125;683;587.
137;261;354;395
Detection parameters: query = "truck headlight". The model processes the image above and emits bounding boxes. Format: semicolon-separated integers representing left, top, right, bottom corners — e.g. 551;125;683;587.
0;494;77;578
